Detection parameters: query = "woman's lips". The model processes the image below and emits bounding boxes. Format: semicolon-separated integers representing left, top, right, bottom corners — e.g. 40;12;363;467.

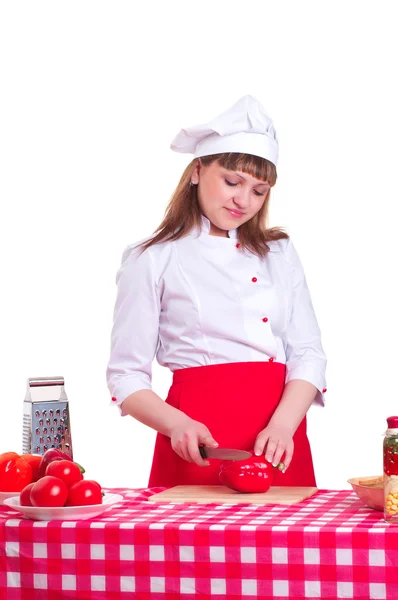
226;208;244;218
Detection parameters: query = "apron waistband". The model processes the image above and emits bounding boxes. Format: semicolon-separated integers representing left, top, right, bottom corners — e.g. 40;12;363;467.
172;361;286;385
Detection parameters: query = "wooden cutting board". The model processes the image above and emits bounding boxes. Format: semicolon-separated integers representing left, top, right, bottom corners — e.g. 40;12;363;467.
148;485;318;505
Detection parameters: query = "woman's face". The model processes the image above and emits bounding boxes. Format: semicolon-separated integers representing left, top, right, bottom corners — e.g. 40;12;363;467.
192;160;271;237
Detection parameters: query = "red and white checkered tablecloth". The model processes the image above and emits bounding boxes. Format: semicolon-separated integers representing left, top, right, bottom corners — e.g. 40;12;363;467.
0;487;397;600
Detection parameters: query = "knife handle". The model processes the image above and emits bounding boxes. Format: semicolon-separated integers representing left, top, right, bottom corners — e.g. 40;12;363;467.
198;445;207;459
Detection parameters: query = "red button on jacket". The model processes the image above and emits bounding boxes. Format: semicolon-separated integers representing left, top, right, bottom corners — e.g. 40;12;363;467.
262;317;268;323
111;396;117;402
252;277;257;282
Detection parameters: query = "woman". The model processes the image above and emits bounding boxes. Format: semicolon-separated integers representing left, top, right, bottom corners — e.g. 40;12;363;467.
106;95;327;488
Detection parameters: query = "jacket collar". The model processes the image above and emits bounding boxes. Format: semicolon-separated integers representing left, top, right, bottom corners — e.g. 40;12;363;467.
197;214;238;239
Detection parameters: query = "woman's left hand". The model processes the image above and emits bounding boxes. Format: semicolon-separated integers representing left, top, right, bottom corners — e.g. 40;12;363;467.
253;425;294;472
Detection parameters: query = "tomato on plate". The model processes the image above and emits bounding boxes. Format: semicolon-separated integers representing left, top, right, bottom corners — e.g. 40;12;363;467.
45;460;83;487
0;455;32;492
21;455;42;482
20;482;36;506
37;449;75;479
30;476;68;507
67;480;103;506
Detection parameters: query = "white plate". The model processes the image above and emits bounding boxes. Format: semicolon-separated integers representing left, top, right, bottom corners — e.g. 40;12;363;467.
0;491;22;505
3;493;124;521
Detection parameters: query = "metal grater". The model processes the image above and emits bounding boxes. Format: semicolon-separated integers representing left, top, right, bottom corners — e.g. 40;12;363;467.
23;376;73;458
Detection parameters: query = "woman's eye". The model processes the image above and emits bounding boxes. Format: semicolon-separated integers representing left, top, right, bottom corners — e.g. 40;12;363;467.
225;178;267;196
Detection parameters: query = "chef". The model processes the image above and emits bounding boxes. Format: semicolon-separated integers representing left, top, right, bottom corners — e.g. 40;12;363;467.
106;95;327;488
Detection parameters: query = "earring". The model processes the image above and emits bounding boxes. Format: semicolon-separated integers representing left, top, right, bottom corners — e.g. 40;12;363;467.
190;181;197;187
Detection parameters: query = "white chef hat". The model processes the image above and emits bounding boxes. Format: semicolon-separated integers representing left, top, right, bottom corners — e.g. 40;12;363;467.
170;95;279;166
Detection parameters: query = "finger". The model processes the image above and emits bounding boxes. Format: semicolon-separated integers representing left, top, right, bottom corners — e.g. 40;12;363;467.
188;438;209;467
200;434;219;448
264;438;278;464
173;442;193;463
173;448;191;462
254;433;269;456
272;442;286;468
282;440;294;472
180;449;193;463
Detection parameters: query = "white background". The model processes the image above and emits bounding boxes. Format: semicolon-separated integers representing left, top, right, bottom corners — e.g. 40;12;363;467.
1;1;397;491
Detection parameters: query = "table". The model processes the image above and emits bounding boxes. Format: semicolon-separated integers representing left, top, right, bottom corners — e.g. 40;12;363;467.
0;487;397;599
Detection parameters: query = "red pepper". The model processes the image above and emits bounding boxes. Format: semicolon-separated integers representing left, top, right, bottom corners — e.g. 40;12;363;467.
219;453;283;493
384;445;398;477
38;449;85;479
0;454;32;492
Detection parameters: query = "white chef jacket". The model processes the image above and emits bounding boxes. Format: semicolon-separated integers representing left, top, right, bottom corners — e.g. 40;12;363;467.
107;215;327;414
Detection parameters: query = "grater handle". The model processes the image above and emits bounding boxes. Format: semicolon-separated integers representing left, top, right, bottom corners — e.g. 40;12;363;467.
28;377;64;387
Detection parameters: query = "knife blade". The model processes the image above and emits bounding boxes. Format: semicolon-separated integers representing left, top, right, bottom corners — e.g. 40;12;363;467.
199;446;252;460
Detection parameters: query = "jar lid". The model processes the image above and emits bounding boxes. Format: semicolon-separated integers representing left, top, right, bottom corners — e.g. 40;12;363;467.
387;416;398;428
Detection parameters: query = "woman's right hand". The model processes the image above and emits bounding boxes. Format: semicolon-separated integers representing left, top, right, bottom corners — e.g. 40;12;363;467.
169;415;219;466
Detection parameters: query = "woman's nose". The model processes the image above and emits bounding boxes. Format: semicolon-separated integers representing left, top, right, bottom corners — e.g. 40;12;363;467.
232;188;250;208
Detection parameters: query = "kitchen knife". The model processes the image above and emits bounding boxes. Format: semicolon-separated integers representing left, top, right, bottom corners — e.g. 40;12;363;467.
199;446;252;460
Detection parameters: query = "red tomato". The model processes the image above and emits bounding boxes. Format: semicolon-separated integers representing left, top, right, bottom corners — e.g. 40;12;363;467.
20;482;36;506
21;455;42;482
67;480;103;506
30;476;68;507
0;456;32;492
45;460;83;487
37;449;74;479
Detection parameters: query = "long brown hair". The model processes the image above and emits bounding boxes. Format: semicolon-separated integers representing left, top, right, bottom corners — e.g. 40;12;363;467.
139;152;288;258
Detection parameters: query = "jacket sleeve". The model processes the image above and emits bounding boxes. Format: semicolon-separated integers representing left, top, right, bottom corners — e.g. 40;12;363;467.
283;239;327;406
106;244;160;416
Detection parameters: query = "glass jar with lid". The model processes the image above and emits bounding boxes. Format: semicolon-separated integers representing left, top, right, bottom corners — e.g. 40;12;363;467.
383;416;398;522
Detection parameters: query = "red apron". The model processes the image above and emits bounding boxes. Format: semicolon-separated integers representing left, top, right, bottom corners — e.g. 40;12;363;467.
148;362;316;487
